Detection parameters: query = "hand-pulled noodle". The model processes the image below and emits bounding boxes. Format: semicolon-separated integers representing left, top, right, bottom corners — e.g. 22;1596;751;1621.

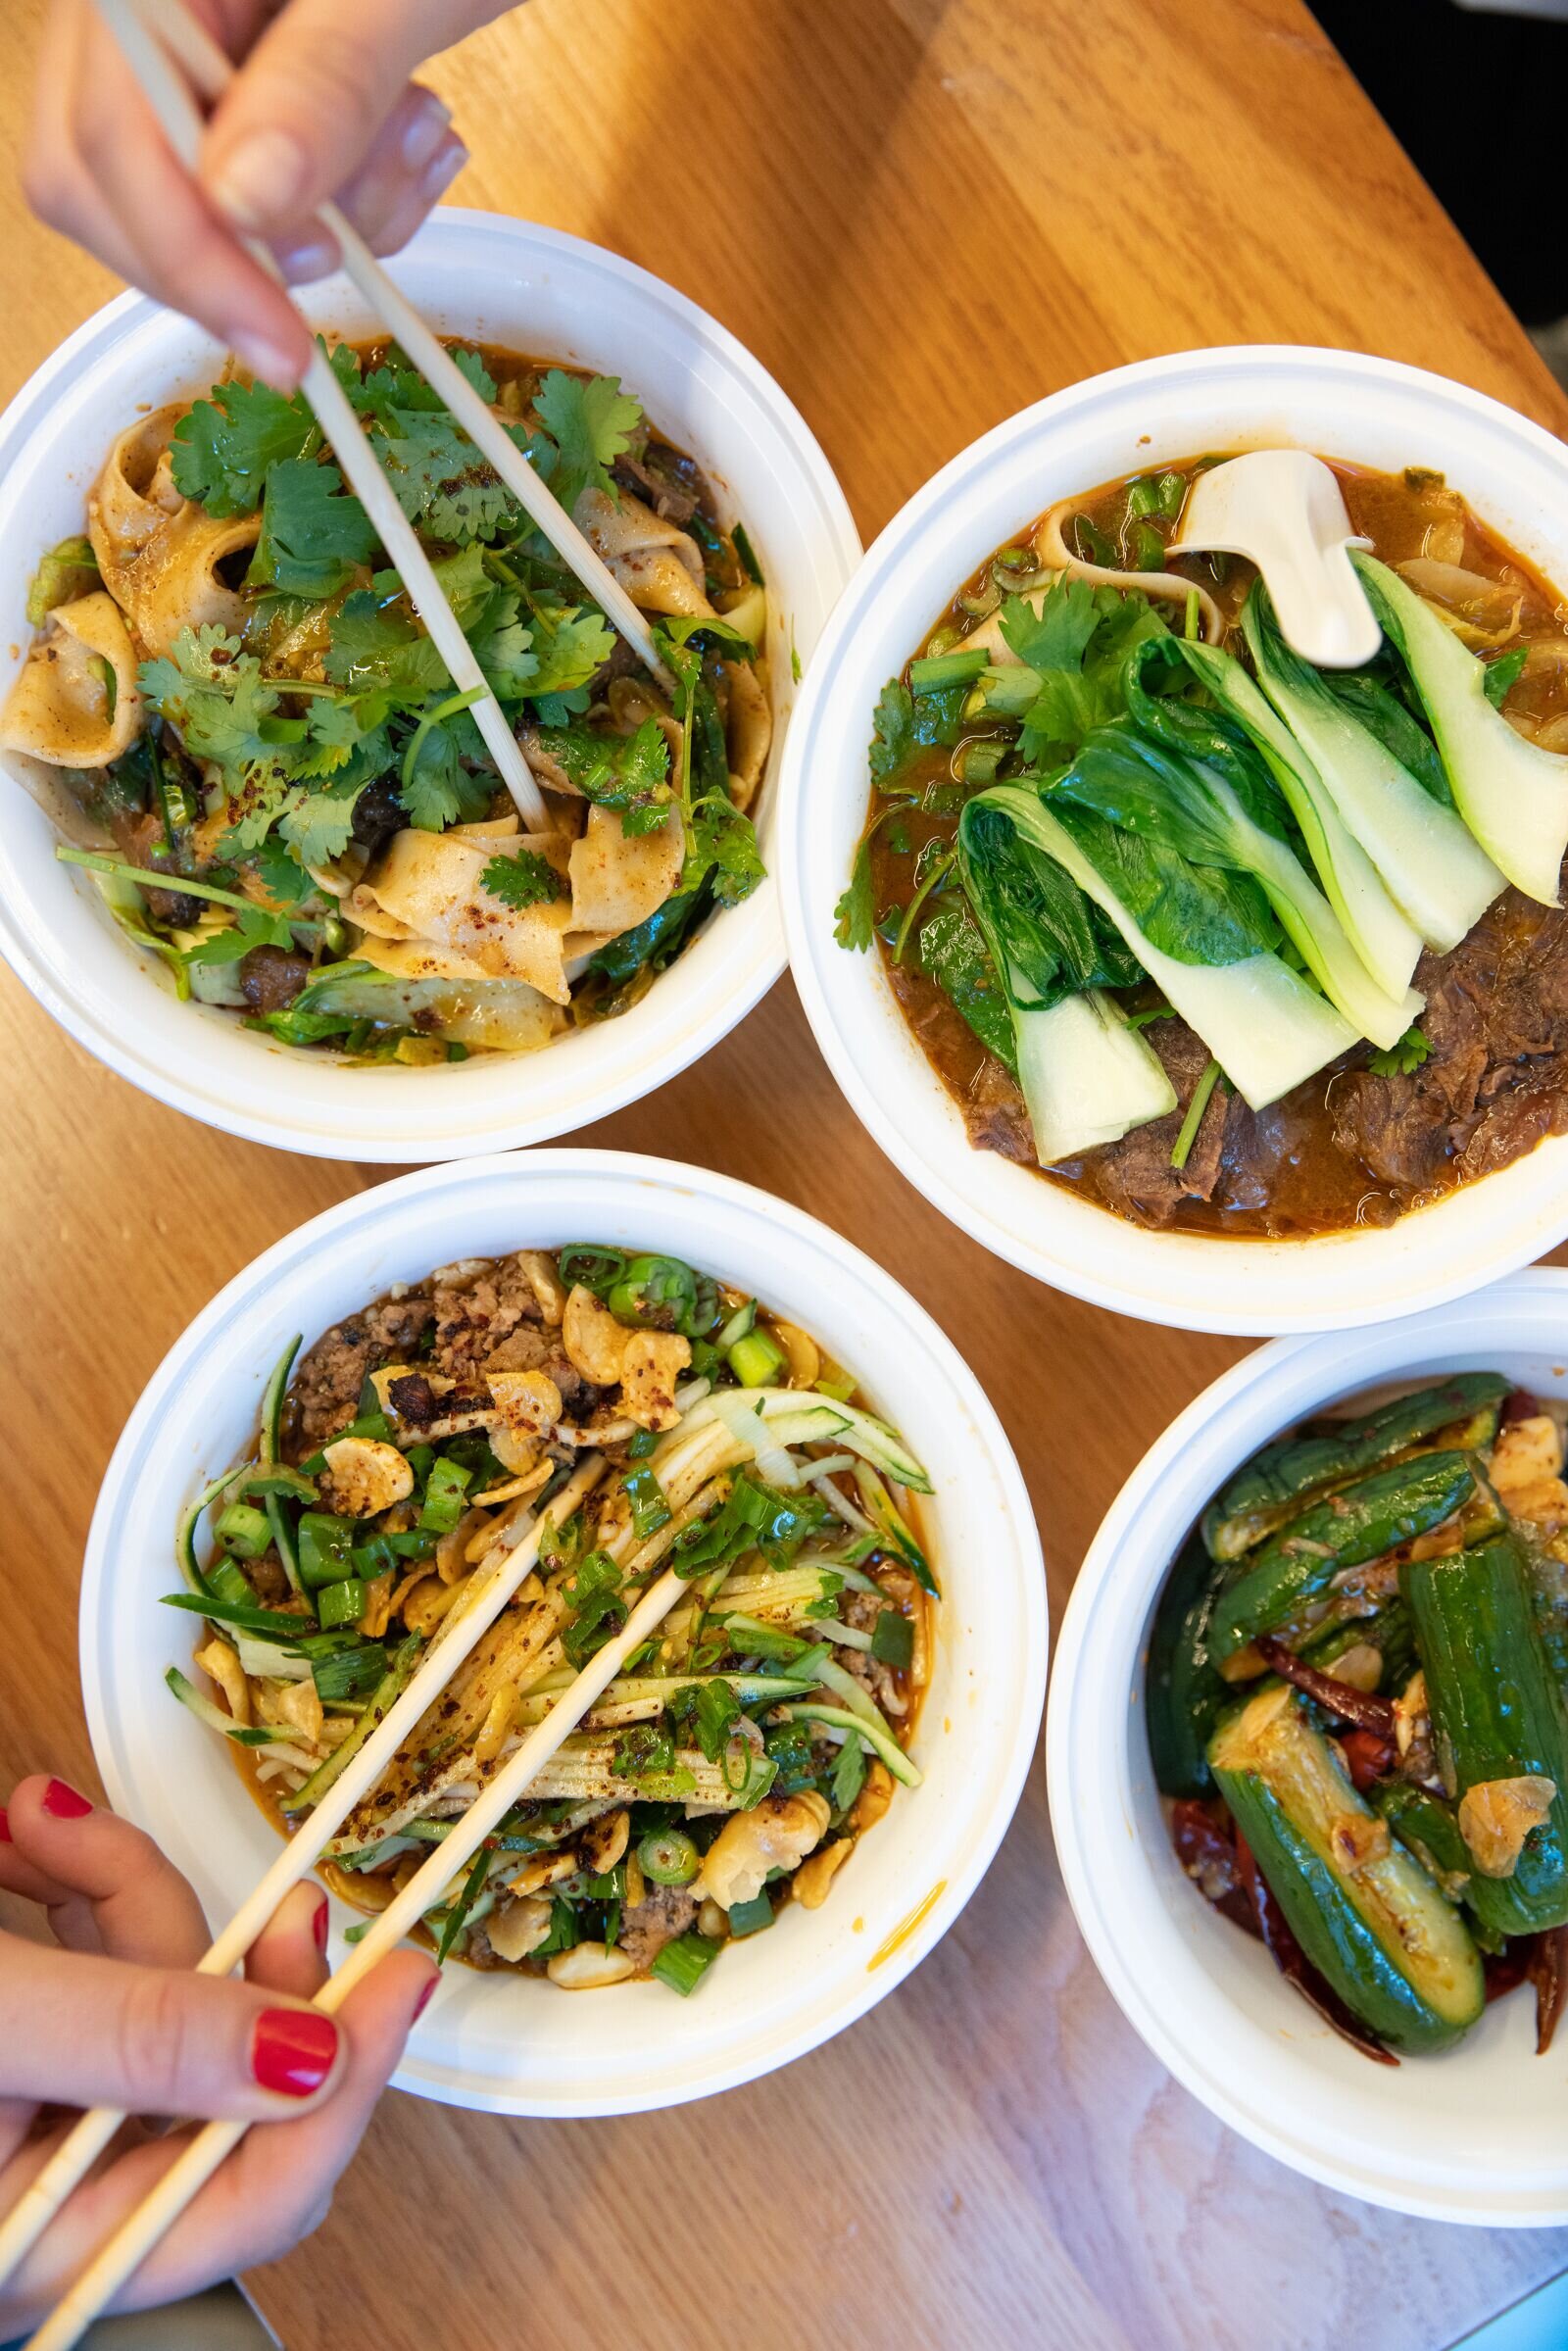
578;485;714;617
0;592;142;766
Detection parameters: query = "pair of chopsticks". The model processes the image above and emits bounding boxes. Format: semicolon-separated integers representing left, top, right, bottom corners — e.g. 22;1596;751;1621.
94;0;670;844
26;1554;693;2350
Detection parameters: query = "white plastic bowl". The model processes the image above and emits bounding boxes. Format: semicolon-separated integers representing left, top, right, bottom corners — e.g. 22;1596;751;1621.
779;345;1568;1335
0;212;859;1158
1048;1266;1568;2223
79;1150;1046;2117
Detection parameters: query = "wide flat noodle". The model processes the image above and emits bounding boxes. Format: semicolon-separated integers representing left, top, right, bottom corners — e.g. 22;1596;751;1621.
123;505;261;660
723;656;772;811
87;406;186;591
576;485;714;617
0;591;142;765
567;804;684;935
354;827;577;1002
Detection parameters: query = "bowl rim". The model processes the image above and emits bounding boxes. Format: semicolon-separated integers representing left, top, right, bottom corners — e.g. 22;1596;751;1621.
0;210;861;1159
77;1148;1049;2116
777;341;1568;1336
1046;1262;1568;2221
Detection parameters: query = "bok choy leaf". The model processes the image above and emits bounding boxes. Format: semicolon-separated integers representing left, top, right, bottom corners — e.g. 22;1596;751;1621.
1353;552;1568;906
1243;582;1502;952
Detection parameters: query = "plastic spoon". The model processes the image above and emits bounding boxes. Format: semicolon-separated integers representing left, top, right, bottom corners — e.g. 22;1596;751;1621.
1171;450;1381;668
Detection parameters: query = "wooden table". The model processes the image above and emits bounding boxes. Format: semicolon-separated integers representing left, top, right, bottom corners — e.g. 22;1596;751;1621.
3;2;1567;2344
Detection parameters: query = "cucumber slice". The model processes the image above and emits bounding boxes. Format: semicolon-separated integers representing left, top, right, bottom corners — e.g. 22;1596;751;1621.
1210;1683;1483;2053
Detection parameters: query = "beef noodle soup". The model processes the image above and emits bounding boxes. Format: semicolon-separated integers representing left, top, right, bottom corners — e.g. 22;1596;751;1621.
839;455;1568;1238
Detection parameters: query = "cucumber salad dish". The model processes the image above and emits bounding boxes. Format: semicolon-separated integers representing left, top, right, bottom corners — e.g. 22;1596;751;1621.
166;1243;936;1992
1151;1373;1568;2060
0;341;769;1061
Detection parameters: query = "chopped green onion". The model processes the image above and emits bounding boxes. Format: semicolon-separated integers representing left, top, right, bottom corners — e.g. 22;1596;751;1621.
870;1608;914;1668
908;649;988;694
55;848;262;914
732;522;764;586
311;1639;384;1704
779;1701;921;1788
215;1502;271;1559
206;1558;255;1609
726;1892;775;1938
637;1828;701;1887
958;738;1004;785
318;1577;369;1630
832;1739;867;1813
284;1632;421;1814
418;1455;473;1534
296;1511;358;1590
727;1328;787;1388
651;1932;721;1995
436;1841;494;1964
716;1298;758;1350
1169;1057;1223;1173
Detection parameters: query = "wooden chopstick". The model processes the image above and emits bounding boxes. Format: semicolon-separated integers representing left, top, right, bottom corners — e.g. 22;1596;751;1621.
93;0;551;831
139;0;673;691
0;1449;604;2303
26;1560;690;2351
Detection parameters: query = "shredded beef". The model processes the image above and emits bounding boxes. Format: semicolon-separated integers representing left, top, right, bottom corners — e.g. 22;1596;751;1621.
289;1296;437;1450
1334;886;1568;1197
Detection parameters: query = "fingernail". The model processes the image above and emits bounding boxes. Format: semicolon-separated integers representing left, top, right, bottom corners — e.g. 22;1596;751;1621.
42;1779;92;1820
274;230;339;286
227;324;304;392
313;1896;330;1954
252;2008;339;2098
402;95;453;172
0;1808;11;1842
412;1975;438;2023
208;127;308;230
419;139;467;201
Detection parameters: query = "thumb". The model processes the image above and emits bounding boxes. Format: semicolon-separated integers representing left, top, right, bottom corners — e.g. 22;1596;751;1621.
198;0;509;236
0;1935;347;2123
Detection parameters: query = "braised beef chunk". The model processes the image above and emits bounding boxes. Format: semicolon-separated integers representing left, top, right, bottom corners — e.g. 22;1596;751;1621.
1334;886;1568;1198
1082;1020;1232;1228
959;1056;1034;1162
238;946;312;1012
611;451;700;527
289;1297;437;1450
349;774;406;858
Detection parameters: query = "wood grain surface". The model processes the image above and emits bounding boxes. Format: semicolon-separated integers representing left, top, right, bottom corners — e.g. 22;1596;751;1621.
2;2;1566;2346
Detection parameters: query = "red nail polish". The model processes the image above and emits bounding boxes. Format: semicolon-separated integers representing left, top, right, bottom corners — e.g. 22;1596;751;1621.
412;1976;438;2024
252;2008;338;2098
42;1780;92;1820
313;1897;330;1954
0;1808;10;1842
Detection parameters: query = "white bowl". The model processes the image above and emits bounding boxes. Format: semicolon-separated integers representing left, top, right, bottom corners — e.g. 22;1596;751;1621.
79;1150;1046;2117
0;212;859;1159
778;345;1568;1335
1047;1266;1568;2223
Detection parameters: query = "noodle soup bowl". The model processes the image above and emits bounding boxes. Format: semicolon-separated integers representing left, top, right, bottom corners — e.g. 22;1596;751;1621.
79;1150;1047;2117
1048;1266;1568;2222
779;344;1568;1334
0;212;859;1158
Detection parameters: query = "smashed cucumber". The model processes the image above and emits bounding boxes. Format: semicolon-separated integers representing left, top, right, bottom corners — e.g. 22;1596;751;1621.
1206;1450;1488;1666
1402;1531;1568;1935
1209;1684;1484;2053
1202;1374;1509;1561
1147;1532;1232;1798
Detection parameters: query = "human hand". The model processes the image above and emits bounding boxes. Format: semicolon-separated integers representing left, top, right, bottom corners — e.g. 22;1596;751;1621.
0;1774;436;2335
25;0;517;388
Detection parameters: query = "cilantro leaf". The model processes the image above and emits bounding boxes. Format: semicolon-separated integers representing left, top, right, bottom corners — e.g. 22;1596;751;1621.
324;593;448;701
834;837;876;950
376;411;517;544
480;850;564;909
398;708;493;831
532;370;643;512
688;792;763;906
347;345;496;425
171;379;318;515
1365;1022;1432;1079
184;905;294;967
533;718;672;834
138;628;284;775
524;600;616;719
1000;576;1100;673
252;837;316;906
249;461;376;599
280;775;374;865
867;676;958;788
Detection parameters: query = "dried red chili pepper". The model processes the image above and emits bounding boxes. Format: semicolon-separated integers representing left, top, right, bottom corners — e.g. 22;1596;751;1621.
1527;1926;1568;2053
1338;1727;1396;1792
1234;1832;1398;2066
1484;1942;1532;2004
1256;1638;1396;1738
1170;1798;1258;1936
1501;1388;1545;1425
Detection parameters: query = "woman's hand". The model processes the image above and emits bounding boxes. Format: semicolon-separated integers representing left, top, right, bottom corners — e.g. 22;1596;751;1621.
25;0;518;388
0;1774;436;2335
